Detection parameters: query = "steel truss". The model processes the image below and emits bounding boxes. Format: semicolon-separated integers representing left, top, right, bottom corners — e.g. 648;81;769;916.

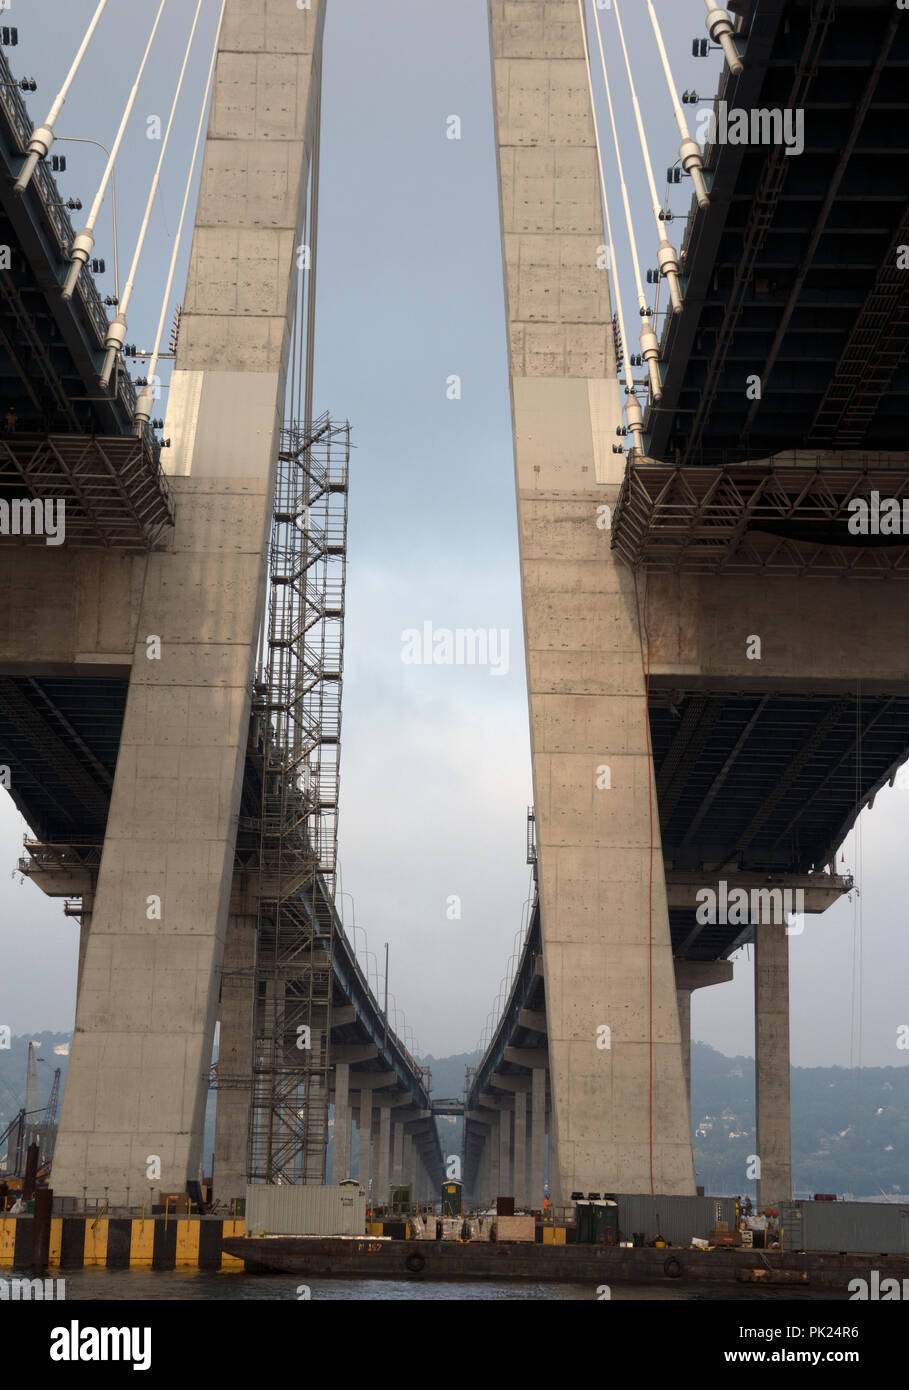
612;457;909;577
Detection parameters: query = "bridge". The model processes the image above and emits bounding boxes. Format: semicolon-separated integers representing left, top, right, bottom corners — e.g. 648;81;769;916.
464;0;909;1212
0;0;441;1208
0;0;906;1216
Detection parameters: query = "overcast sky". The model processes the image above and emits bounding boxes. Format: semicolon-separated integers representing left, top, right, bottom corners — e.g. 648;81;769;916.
1;0;906;1079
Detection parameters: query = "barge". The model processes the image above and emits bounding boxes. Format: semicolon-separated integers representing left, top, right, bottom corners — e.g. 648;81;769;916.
224;1234;909;1293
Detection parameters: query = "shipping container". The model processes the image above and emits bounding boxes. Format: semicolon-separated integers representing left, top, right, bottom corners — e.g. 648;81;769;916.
245;1184;366;1236
611;1195;739;1246
780;1201;909;1255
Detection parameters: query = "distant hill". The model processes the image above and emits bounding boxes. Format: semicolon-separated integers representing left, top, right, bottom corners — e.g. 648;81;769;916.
6;1034;906;1196
417;1052;482;1169
419;1051;481;1101
691;1041;909;1198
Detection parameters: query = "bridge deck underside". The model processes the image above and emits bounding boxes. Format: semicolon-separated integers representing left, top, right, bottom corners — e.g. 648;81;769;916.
0;46;138;438
651;688;909;955
648;0;909;463
0;673;126;843
0;46;173;547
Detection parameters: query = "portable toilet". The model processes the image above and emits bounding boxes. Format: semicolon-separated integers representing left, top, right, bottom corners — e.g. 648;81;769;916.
441;1181;462;1217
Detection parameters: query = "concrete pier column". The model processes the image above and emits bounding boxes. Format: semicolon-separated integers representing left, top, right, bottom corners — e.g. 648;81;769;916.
677;988;693;1109
392;1122;404;1188
513;1091;528;1208
530;1069;545;1209
487;1113;500;1201
475;1133;489;1207
375;1104;391;1205
357;1088;372;1192
472;1145;489;1212
212;875;256;1203
498;1105;512;1197
303;1028;327;1184
754;922;792;1206
547;1111;563;1208
403;1133;415;1190
482;1133;492;1206
332;1062;350;1183
674;960;734;1114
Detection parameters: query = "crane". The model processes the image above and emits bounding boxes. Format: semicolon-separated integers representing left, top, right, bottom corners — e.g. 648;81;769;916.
25;1042;39;1127
46;1068;60;1130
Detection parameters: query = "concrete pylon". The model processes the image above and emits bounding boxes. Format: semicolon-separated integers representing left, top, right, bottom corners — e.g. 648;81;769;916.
530;1068;545;1208
754;922;792;1207
52;0;328;1204
332;1062;351;1183
674;960;735;1111
212;873;258;1203
498;1104;512;1197
375;1103;392;1205
392;1122;404;1188
487;0;695;1197
513;1090;527;1207
356;1087;373;1190
476;1134;489;1206
487;1113;500;1199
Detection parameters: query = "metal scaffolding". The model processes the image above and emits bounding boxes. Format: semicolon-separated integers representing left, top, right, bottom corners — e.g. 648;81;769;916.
247;413;350;1184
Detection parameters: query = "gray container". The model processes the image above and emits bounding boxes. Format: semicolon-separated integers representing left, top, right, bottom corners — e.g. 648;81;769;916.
780;1201;909;1255
245;1184;366;1236
612;1195;739;1245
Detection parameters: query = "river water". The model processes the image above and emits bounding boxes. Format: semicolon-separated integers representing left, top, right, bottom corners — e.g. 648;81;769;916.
9;1268;837;1301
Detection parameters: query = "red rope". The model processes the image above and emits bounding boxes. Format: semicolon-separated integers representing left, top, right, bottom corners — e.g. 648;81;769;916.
641;571;655;1197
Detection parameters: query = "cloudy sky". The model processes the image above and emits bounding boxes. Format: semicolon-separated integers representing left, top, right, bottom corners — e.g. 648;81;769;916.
1;0;906;1078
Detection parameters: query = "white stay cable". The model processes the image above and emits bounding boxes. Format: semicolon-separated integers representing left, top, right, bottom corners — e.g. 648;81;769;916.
647;1;710;210
135;0;225;434
610;0;683;314
576;0;643;449
62;0;168;302
14;0;110;196
590;1;663;407
100;0;205;388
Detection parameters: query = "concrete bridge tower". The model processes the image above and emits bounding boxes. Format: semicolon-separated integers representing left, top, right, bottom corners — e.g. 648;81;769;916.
486;0;696;1198
50;0;327;1204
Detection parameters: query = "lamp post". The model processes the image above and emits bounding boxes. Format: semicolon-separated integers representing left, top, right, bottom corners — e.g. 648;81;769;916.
54;136;119;301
